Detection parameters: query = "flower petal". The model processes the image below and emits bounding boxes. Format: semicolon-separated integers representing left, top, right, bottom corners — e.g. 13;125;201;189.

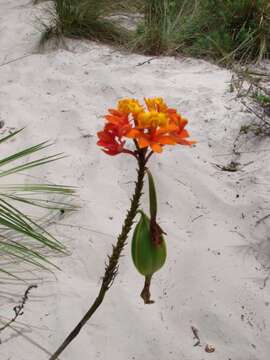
138;137;150;148
126;129;142;138
151;143;163;153
155;135;177;145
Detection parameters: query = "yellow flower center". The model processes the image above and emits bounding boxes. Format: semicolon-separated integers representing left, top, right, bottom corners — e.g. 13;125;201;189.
137;111;169;129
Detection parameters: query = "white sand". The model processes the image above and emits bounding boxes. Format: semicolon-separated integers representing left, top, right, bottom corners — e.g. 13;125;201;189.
0;1;270;359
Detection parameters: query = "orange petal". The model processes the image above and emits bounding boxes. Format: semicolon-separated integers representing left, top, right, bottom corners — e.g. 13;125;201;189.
126;129;142;138
138;137;150;148
151;143;163;153
105;115;120;124
177;139;196;146
155;135;177;145
177;129;189;138
156;123;178;135
178;118;188;131
108;109;123;116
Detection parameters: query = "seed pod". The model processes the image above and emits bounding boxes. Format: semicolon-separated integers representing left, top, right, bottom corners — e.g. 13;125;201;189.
132;211;167;277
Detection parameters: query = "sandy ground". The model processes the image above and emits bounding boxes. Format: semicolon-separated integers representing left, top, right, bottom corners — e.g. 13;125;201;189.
0;1;270;359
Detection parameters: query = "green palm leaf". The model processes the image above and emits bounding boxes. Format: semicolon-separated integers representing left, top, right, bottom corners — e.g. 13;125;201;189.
0;128;77;280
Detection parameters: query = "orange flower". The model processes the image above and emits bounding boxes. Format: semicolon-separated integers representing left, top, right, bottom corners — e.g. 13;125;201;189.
127;98;195;153
97;97;196;155
128;128;177;153
105;109;132;136
97;123;126;155
97;110;132;155
117;99;144;119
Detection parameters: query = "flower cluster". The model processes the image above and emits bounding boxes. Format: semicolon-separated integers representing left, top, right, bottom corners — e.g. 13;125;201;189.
97;97;195;155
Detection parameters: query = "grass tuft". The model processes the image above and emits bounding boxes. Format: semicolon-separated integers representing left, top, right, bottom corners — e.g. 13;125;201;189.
174;0;270;63
132;0;270;63
133;0;191;55
40;0;131;47
39;0;270;63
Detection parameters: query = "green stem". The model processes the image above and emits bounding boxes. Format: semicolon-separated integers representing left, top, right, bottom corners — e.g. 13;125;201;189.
49;151;147;360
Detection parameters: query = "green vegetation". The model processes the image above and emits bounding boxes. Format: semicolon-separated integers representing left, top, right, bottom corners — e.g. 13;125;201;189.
253;90;270;107
0;129;76;280
134;0;198;55
134;0;169;54
240;122;268;136
176;0;270;63
134;0;270;62
41;0;130;46
39;0;270;63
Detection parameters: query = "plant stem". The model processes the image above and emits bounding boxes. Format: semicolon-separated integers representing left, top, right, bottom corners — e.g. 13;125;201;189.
49;151;147;360
140;274;154;304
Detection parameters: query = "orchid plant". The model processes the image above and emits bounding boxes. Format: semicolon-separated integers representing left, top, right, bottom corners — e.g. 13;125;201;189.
50;97;195;359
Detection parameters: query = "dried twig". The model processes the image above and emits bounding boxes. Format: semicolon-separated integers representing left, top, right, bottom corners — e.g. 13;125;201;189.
241;101;270;127
0;284;37;333
191;326;201;347
213;161;240;172
260;274;270;290
0;54;33;68
136;57;156;66
256;213;270;226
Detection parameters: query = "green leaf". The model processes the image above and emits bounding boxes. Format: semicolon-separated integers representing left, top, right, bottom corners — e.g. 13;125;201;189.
0;184;76;194
0;193;77;211
147;169;158;220
0;153;66;178
0;128;24;145
0;128;76;280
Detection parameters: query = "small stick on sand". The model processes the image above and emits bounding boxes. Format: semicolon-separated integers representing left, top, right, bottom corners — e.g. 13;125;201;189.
0;284;37;333
191;326;201;347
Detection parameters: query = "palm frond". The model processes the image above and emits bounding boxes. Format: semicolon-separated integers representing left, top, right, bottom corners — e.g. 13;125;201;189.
0;129;77;280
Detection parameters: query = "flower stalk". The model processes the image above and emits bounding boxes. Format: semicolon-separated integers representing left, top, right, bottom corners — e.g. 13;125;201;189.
140;274;154;304
49;150;147;360
50;97;195;358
